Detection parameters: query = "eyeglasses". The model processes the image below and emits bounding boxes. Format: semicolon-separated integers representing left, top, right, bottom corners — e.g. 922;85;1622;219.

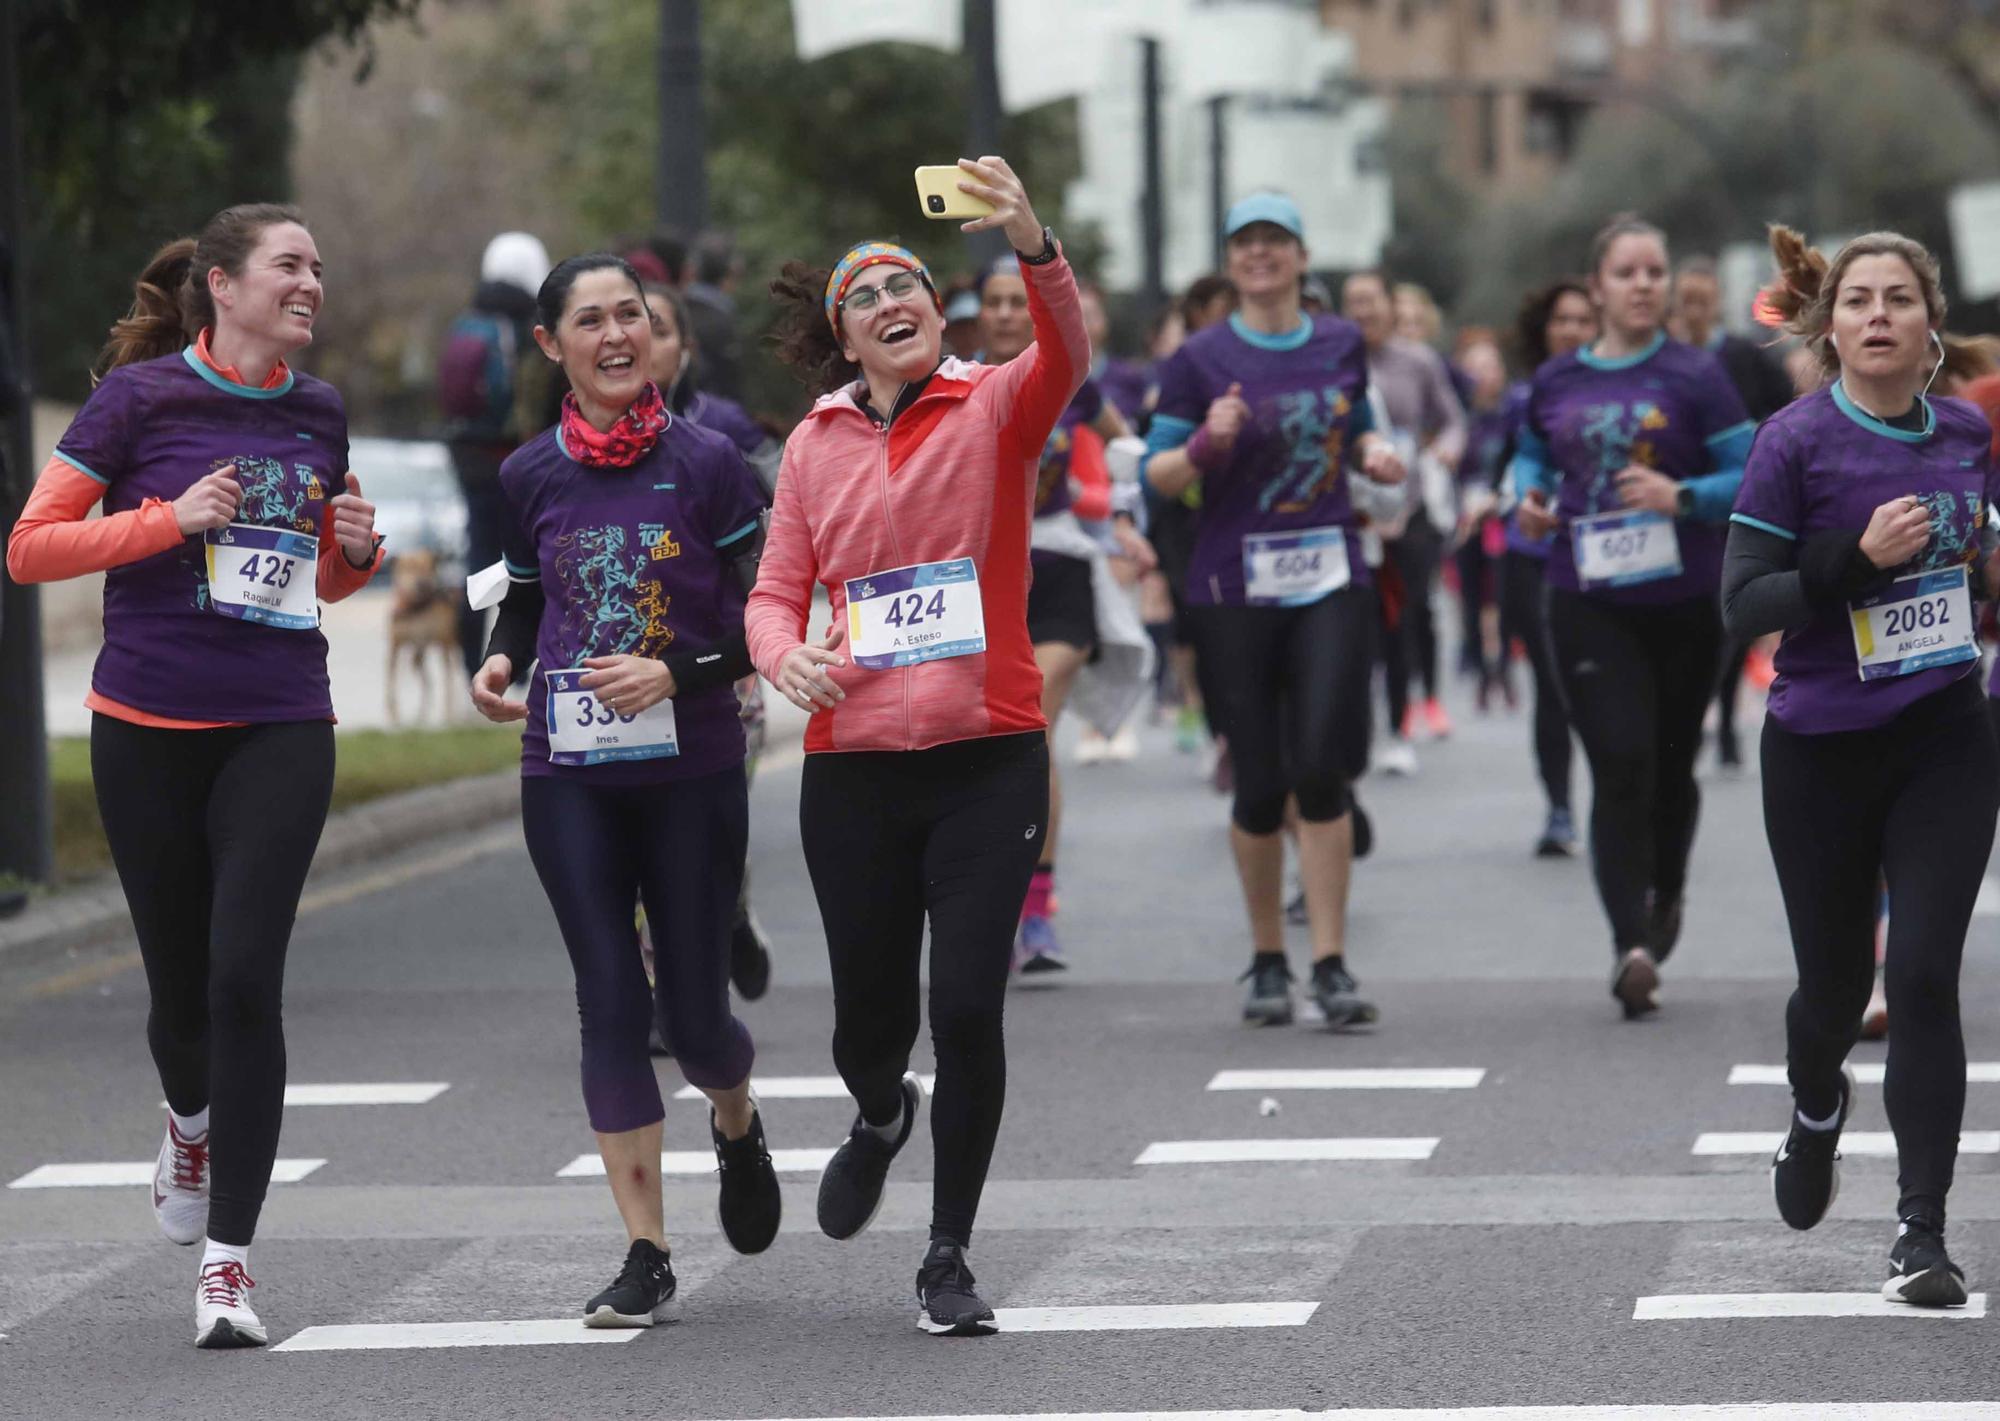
842;271;923;315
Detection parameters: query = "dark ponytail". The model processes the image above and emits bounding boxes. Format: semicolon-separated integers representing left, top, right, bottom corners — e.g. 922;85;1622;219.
767;259;858;397
93;202;307;381
534;253;645;334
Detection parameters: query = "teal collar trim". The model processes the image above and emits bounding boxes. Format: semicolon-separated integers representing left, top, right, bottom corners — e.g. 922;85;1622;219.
556;426;573;462
1577;330;1666;371
1831;379;1933;443
1229;312;1314;353
180;344;294;400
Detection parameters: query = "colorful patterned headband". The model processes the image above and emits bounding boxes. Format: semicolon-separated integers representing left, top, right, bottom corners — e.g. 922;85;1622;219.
824;242;937;332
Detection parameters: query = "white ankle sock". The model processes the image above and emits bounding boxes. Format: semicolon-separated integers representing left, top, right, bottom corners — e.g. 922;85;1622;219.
201;1240;248;1271
170;1106;210;1139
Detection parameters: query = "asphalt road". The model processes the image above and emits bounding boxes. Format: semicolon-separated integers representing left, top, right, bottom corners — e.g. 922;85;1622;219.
6;650;2000;1421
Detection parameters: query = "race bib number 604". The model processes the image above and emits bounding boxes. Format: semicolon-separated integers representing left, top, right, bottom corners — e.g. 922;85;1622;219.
844;558;986;669
205;524;319;630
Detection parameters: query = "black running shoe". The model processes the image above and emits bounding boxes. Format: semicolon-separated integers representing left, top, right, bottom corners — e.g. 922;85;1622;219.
1284;889;1308;926
915;1241;997;1336
1882;1210;1969;1308
730;906;772;1001
1648;892;1685;965
817;1072;920;1240
1611;946;1661;1019
1308;957;1379;1030
712;1106;782;1255
1771;1065;1855;1231
1350;796;1373;860
1240;955;1294;1026
584;1239;679;1328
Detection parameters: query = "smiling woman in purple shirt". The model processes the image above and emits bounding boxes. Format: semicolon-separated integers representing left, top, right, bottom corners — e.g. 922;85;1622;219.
1509;214;1753;1022
1721;226;2000;1310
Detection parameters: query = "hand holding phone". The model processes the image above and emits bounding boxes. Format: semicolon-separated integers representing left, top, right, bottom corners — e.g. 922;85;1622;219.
915;165;996;221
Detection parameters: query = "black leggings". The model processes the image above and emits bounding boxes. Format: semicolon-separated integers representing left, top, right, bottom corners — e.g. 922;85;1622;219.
799;732;1048;1247
1193;587;1376;834
1500;552;1572;814
91;715;336;1247
1387;514;1442;714
1764;681;1998;1222
1546;588;1721;955
521;768;754;1134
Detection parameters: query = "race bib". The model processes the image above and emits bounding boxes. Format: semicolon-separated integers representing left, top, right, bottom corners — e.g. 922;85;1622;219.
844;558;986;669
1849;566;1977;682
205;524;319;630
546;667;679;766
1243;527;1351;606
1573;509;1682;589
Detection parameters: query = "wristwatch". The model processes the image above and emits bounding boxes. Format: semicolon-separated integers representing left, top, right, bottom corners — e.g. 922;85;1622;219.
1018;227;1058;265
1674;485;1694;519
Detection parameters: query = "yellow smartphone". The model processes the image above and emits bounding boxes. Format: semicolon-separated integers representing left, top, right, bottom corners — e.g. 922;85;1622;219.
915;165;995;221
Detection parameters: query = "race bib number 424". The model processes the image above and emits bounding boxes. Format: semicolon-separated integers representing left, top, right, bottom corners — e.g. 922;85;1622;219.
844;558;986;669
205;524;319;630
1850;566;1978;682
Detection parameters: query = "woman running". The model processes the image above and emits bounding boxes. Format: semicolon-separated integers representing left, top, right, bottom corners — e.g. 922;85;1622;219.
7;205;380;1348
471;253;781;1328
1496;279;1597;858
746;157;1084;1335
1725;226;2000;1308
1145;194;1405;1030
978;253;1144;977
1510;214;1752;1018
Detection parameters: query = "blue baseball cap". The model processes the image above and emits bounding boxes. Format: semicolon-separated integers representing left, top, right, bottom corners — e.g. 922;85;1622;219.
1223;193;1305;242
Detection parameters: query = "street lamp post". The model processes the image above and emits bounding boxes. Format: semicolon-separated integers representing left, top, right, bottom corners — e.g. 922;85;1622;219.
657;0;708;233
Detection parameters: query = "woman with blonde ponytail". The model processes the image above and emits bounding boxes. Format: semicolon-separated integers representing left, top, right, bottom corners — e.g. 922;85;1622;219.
5;204;380;1347
1723;225;2000;1308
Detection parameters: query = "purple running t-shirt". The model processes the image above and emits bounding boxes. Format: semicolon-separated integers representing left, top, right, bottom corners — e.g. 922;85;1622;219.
52;349;350;722
1151;313;1376;606
1733;386;2000;734
1096;356;1149;424
500;415;766;784
682;390;768;463
1035;378;1104;524
1517;334;1753;605
1495;382;1552;559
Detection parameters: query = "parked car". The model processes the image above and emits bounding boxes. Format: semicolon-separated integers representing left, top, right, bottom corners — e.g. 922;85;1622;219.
347;437;468;573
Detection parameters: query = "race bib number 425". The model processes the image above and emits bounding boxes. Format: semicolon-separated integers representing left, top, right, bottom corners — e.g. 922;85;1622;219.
205;524;319;630
1850;566;1977;682
1572;509;1683;589
546;667;680;766
844;558;986;669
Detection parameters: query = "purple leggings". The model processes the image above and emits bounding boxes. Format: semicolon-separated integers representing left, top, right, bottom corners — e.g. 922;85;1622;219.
522;766;754;1132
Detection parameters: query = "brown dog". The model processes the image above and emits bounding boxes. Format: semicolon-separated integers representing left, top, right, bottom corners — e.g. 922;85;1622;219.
386;549;461;724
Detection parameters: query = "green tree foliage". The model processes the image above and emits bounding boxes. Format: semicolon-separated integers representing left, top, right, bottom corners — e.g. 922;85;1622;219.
19;0;421;397
492;0;1084;418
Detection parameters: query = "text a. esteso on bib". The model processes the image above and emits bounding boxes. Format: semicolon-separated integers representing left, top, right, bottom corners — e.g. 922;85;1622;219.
1849;565;1978;682
545;667;680;766
843;558;986;669
1572;508;1683;589
1242;527;1351;606
204;523;320;630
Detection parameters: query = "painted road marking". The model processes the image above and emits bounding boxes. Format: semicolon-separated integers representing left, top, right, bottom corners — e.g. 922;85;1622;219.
1135;1138;1437;1165
1206;1069;1484;1091
993;1302;1319;1332
155;1083;451;1108
557;1148;836;1179
9;1159;325;1189
1693;1131;2000;1157
649;1405;2000;1419
273;1319;638;1351
1728;1063;2000;1086
672;1075;935;1101
1636;1293;1985;1321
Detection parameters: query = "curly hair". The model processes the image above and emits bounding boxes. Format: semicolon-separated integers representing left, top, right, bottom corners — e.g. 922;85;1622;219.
767;260;859;396
94;203;306;380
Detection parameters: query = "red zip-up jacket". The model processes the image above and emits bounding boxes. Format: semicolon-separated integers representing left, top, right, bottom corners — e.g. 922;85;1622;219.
746;249;1089;753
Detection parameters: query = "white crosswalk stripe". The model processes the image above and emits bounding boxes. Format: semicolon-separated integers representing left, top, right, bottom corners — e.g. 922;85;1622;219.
1206;1068;1485;1091
1727;1064;2000;1086
1134;1138;1438;1164
1692;1131;2000;1156
7;1159;326;1189
554;1148;835;1178
1635;1292;1986;1320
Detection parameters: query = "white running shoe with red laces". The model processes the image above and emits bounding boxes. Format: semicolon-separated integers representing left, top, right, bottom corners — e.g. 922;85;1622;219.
151;1120;209;1246
194;1259;265;1348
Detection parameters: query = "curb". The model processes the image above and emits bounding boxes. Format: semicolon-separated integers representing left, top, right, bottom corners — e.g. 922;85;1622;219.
0;769;521;962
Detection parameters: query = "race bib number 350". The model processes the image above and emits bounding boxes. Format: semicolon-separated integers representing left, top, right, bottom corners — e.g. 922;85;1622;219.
844;558;986;669
205;524;319;630
1573;509;1683;589
546;668;680;766
1850;566;1977;682
1243;527;1351;606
